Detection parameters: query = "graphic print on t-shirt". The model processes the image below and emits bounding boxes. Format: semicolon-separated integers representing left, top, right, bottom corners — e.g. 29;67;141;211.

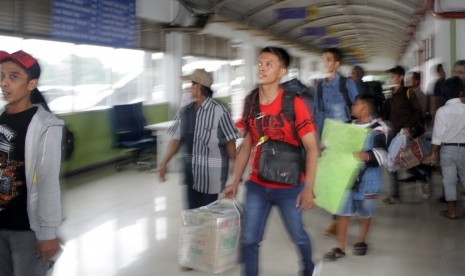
0;125;23;207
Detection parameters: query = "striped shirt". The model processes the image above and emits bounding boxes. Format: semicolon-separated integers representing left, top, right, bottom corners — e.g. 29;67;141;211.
168;97;239;194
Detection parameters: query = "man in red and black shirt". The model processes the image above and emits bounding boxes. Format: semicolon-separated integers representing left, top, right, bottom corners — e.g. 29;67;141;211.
223;47;320;276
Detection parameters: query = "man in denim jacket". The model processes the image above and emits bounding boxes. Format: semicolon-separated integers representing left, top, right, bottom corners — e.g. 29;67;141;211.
313;48;360;136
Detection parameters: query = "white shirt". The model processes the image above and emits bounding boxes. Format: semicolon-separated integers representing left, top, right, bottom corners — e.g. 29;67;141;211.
432;98;465;145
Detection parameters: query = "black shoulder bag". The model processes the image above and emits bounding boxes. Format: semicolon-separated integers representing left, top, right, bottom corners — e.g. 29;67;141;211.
256;109;304;185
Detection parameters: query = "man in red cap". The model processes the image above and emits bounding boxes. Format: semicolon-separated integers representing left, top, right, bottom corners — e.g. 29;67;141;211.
0;50;64;275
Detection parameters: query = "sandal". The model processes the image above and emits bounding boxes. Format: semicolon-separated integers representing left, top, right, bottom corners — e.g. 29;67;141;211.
324;247;345;261
353;242;368;256
439;210;457;220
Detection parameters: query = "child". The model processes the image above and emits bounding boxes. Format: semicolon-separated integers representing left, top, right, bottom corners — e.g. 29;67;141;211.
324;94;389;260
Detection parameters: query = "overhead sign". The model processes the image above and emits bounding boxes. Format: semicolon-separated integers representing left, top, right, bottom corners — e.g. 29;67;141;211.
274;7;307;20
51;0;136;48
302;27;326;36
273;6;318;20
323;37;340;45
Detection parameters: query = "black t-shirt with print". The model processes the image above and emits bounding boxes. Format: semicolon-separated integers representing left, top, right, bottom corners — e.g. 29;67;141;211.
0;106;37;230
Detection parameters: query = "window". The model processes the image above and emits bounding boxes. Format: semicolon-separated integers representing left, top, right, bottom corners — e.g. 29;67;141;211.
0;35;166;113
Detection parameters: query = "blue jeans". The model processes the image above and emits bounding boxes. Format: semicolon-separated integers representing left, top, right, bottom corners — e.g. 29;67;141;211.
241;180;314;276
0;230;50;276
440;145;465;201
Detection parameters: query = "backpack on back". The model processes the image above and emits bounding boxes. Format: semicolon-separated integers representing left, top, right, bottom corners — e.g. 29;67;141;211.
61;125;75;162
242;82;308;140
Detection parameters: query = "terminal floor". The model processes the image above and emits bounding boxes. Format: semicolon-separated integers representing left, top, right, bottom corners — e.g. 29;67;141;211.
50;167;465;276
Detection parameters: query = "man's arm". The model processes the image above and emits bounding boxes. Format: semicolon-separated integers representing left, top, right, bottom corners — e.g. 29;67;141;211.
296;131;320;210
431;144;441;166
405;91;424;131
36;125;63;261
222;133;252;199
158;139;181;181
226;140;236;160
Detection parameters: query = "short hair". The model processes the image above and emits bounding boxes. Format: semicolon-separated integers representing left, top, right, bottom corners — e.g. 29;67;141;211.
411;71;421;81
454;60;465;67
357;94;378;116
436;64;443;73
322;48;343;62
442;76;463;101
352;65;365;77
259;46;291;69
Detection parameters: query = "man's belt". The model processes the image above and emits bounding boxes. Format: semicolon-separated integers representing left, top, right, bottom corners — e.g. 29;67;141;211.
443;143;465;147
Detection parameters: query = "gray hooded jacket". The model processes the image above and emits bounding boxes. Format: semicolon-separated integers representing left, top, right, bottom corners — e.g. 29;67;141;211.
21;105;65;240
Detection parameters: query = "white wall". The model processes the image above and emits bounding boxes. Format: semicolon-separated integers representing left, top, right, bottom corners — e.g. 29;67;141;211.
456;19;465;60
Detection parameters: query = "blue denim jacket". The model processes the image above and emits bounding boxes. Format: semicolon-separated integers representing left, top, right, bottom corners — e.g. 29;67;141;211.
353;128;388;200
313;74;360;136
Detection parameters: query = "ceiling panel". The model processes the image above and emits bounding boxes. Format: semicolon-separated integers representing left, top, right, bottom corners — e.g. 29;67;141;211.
180;0;428;63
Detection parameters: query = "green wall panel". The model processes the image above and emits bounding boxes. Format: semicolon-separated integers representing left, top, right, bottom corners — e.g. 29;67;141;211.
60;103;169;173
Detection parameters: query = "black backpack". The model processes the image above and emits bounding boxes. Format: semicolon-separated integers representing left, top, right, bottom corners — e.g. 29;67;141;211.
364;80;387;118
242;78;313;136
61;125;75;162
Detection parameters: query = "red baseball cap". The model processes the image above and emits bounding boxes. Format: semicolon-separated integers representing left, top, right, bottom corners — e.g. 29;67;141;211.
0;50;41;79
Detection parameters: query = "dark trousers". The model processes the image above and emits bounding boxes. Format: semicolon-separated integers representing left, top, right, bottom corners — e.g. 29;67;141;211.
184;166;218;209
391;166;429;198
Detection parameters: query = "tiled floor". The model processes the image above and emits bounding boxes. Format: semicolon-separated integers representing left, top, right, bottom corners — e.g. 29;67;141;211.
50;166;465;276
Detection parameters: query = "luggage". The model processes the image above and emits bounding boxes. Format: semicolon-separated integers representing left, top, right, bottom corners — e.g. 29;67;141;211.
178;199;242;273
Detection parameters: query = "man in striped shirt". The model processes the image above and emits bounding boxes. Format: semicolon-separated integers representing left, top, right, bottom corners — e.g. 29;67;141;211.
159;69;239;209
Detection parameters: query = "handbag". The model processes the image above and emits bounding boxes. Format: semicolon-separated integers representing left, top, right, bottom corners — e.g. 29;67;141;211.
258;139;304;185
396;135;425;170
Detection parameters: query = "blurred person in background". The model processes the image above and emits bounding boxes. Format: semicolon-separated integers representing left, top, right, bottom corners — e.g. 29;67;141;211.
430;64;447;123
382;66;430;204
158;69;239;211
351;65;368;95
453;60;465;87
431;76;465;219
407;72;428;119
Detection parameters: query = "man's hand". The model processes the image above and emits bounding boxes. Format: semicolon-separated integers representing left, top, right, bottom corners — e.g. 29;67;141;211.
430;153;440;167
222;184;238;199
296;186;314;210
37;238;60;262
158;164;167;182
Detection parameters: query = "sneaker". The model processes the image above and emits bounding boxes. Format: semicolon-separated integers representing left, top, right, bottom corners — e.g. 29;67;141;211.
382;196;400;204
300;261;321;276
421;182;431;199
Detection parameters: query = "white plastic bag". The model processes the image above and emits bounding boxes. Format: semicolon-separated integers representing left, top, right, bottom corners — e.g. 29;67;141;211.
387;130;408;172
178;199;242;273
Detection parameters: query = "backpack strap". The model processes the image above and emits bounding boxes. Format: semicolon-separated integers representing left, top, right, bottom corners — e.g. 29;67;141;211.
244;88;300;143
281;90;300;142
241;89;260;138
339;75;353;110
317;79;324;112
